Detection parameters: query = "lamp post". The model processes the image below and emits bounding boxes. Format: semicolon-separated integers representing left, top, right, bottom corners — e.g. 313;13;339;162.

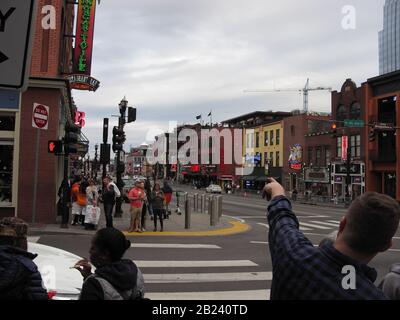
115;97;128;217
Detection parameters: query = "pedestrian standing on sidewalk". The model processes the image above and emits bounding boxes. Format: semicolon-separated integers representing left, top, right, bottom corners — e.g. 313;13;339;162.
378;263;400;299
102;177;116;228
145;178;154;221
264;177;400;299
73;228;145;300
71;176;87;226
59;178;71;228
162;181;173;219
152;183;165;232
128;180;146;233
85;179;99;230
0;217;48;300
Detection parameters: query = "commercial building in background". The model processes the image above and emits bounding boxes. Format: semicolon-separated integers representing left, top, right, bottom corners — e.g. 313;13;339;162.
125;144;152;177
330;79;366;202
364;70;400;200
282;112;331;196
222;111;292;191
379;0;400;75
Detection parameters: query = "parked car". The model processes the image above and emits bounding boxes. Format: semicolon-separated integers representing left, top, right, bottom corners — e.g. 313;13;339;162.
205;184;222;194
28;242;83;300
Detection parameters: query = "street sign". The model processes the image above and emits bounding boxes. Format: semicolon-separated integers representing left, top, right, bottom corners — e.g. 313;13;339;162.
374;122;394;130
0;0;37;91
32;103;49;130
344;119;364;127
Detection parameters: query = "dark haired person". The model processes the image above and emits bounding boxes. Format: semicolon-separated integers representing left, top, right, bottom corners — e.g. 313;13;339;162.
378;263;400;299
152;183;165;232
74;228;145;300
0;217;48;300
264;178;400;300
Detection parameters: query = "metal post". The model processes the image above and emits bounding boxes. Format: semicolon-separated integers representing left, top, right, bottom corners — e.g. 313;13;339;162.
345;144;351;207
201;194;205;213
218;195;223;219
210;196;218;226
185;196;191;229
193;193;197;212
32;129;40;223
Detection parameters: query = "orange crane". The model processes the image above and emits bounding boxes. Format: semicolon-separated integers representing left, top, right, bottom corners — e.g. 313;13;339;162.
244;78;332;113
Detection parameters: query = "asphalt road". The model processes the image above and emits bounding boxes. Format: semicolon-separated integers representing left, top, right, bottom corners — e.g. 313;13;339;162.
32;189;400;300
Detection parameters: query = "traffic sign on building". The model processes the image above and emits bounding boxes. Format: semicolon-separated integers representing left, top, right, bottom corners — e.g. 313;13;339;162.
0;0;37;91
32;103;49;130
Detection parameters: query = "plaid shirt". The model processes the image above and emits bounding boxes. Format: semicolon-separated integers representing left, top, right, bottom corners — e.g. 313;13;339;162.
267;195;387;300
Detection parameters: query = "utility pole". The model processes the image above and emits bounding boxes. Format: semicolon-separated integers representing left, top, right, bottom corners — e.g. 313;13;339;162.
345;142;351;207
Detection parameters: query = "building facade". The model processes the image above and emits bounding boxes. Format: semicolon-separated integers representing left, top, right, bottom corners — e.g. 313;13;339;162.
379;0;400;75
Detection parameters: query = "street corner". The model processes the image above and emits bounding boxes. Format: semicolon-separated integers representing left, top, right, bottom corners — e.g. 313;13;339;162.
122;220;251;237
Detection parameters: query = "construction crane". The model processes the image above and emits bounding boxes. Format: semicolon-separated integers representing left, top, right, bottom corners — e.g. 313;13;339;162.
244;78;332;113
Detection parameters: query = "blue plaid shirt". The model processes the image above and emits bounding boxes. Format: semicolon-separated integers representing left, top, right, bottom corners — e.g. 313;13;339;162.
267;195;387;300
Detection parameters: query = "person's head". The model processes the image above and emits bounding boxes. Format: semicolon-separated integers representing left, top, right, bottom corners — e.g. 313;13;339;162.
136;180;144;189
0;217;29;251
89;228;131;267
153;183;161;191
89;179;95;186
336;192;400;256
103;176;110;185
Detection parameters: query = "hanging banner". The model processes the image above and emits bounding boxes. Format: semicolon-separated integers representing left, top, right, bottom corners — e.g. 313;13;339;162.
74;0;97;75
341;136;348;161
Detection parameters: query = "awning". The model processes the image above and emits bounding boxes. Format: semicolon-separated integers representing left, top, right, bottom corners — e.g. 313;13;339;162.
240;175;257;181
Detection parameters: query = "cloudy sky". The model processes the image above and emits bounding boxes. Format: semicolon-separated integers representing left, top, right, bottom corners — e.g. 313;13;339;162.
72;0;386;156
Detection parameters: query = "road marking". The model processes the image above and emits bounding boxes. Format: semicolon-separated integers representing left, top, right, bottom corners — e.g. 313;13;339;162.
258;222;311;231
146;289;270;300
251;241;268;244
27;236;40;243
136;260;258;268
298;215;329;219
309;221;339;227
144;271;272;283
257;223;269;229
327;220;341;225
388;248;400;252
236;216;266;219
299;222;332;230
131;243;221;249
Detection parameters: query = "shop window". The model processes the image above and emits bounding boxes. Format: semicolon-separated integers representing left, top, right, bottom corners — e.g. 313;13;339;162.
0;113;15;131
325;148;331;166
316;148;321;166
0;143;13;206
276;129;280;145
337;137;342;158
270;152;274;167
307;147;313;166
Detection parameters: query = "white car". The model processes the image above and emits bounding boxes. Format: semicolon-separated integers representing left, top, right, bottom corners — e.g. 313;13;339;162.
28;242;83;300
205;184;222;194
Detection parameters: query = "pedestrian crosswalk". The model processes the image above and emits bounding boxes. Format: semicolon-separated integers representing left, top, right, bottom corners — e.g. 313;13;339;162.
256;218;340;232
131;243;269;300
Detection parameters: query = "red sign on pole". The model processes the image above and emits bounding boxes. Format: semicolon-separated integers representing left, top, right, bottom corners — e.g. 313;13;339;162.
32;103;49;130
74;0;97;75
74;111;86;128
341;136;348;161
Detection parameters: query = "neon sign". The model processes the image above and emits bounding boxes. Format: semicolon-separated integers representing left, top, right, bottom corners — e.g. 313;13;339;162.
74;0;97;75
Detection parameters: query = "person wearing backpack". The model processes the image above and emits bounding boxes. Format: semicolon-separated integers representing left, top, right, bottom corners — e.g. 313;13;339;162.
74;228;145;300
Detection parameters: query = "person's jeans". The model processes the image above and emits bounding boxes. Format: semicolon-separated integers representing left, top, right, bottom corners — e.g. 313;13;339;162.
153;208;164;230
104;203;114;228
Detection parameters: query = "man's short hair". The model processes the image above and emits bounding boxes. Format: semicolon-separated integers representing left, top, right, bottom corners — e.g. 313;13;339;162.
343;192;400;254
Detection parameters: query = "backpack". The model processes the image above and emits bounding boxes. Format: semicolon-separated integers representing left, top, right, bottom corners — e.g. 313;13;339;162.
88;268;147;300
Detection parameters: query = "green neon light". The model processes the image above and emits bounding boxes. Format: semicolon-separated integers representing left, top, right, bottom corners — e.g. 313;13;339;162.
78;0;94;72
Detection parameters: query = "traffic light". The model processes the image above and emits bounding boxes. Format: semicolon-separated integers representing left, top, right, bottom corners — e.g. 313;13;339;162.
64;123;80;155
369;126;376;142
127;107;136;123
112;126;125;152
331;123;337;137
48;140;63;154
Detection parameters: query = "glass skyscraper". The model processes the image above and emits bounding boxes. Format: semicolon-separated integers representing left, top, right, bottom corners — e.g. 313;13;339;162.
379;0;400;75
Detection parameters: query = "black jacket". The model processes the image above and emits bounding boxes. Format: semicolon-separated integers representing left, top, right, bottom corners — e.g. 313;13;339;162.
80;260;141;300
102;187;116;205
0;246;48;300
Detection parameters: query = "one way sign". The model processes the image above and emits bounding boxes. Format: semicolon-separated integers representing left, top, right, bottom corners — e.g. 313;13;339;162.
0;0;37;91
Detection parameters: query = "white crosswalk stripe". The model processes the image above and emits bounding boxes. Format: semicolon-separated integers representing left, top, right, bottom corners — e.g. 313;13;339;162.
309;221;339;228
299;222;331;230
134;243;269;300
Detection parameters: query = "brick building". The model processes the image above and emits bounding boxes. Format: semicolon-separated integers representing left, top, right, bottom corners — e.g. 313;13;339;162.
0;0;87;222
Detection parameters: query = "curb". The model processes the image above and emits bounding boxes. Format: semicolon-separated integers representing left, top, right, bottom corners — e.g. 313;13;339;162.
123;220;251;237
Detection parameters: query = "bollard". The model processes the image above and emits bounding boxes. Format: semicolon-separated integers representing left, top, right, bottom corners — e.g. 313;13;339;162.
193;193;198;212
210;196;218;226
185;197;191;229
201;194;206;213
218;195;223;219
197;194;201;213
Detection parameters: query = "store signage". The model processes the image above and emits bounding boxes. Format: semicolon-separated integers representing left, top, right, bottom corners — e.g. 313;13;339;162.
74;110;86;128
288;144;302;170
66;74;100;92
305;168;329;183
334;176;343;183
74;0;97;75
341;136;348;161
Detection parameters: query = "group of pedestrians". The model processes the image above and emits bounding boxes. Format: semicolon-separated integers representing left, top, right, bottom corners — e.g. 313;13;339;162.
127;179;173;233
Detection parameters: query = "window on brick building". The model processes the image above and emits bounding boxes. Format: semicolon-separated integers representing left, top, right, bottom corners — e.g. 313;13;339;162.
350;103;361;119
337;137;342;158
264;131;268;146
276;151;280;167
276;129;280;145
270;130;274;145
337;105;347;121
316;148;321;166
350;135;361;158
255;132;259;148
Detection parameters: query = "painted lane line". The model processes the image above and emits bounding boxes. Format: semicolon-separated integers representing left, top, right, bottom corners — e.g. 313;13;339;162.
131;243;221;249
299;222;332;230
309;221;340;227
135;260;258;268
298;215;329;219
251;241;268;245
146;289;270;300
327;220;341;225
257;223;269;229
258;222;311;231
144;271;273;283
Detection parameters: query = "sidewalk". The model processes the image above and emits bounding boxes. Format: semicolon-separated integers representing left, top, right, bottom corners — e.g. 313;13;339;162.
29;203;250;237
